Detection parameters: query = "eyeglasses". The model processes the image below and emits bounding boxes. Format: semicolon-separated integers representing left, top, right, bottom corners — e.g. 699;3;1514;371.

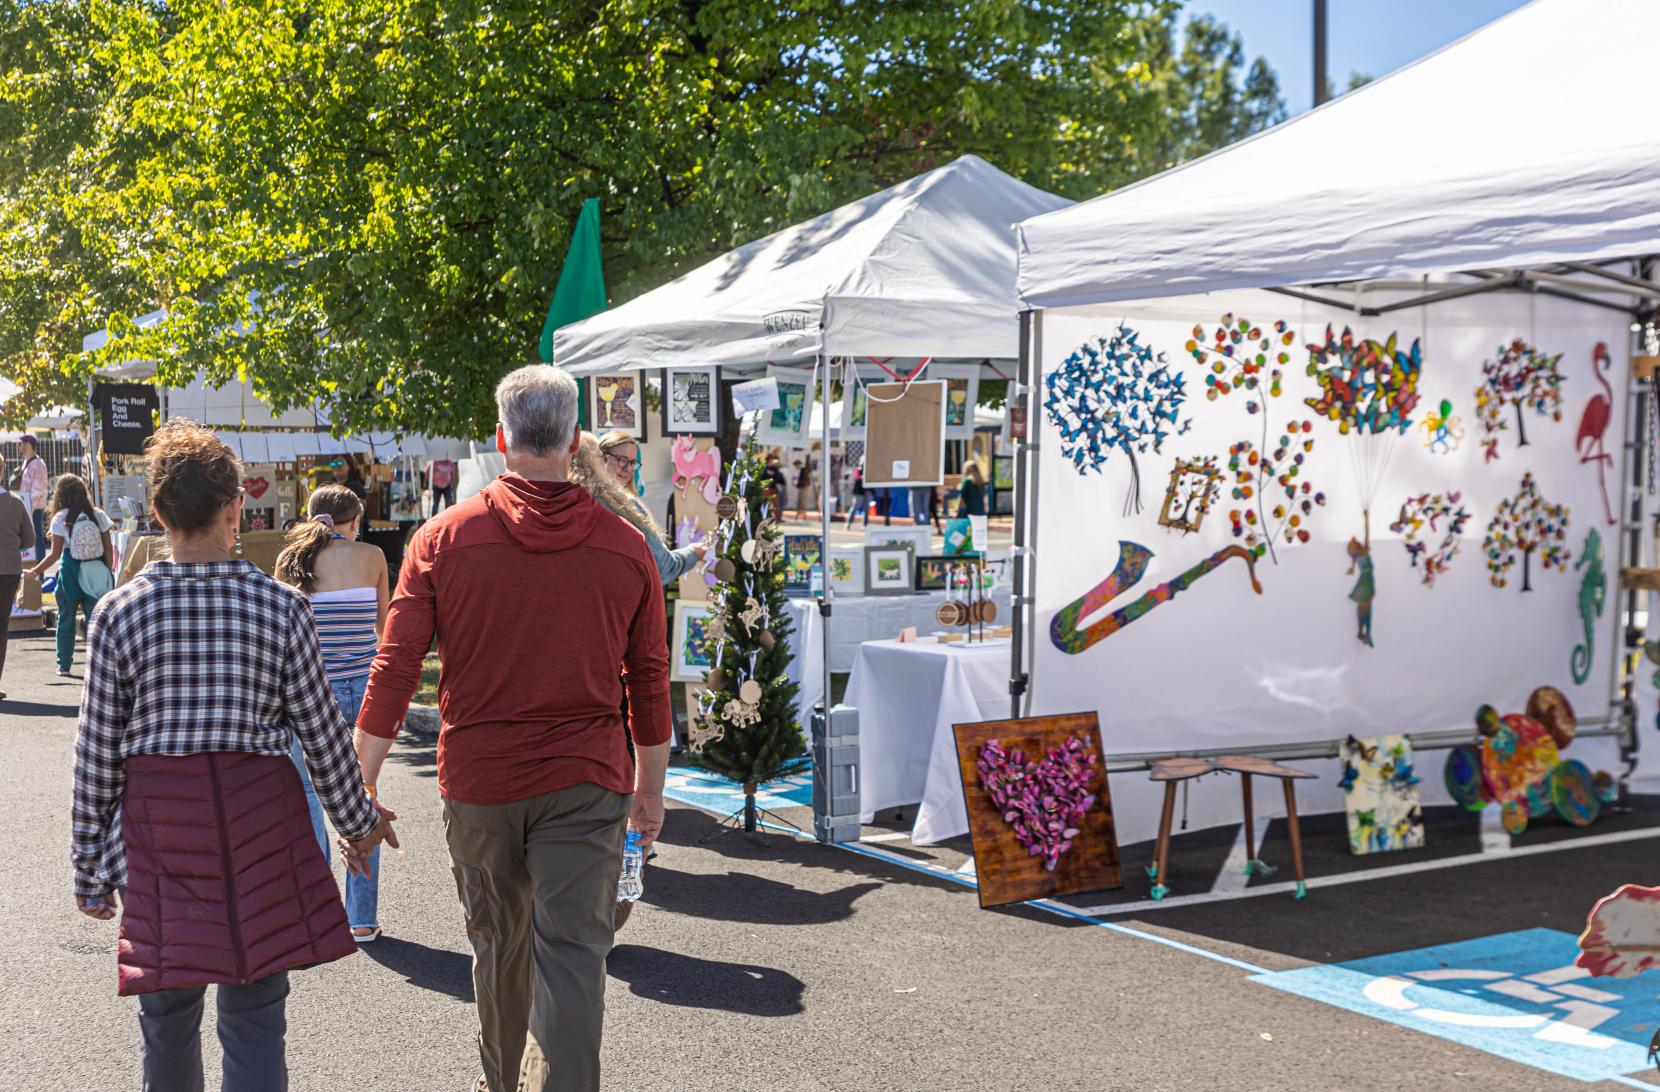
605;451;641;470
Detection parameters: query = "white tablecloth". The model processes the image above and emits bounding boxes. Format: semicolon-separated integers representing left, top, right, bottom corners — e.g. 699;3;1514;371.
844;637;1012;845
782;589;1012;734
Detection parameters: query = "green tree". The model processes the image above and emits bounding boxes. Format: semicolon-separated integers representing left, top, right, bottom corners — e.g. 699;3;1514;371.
690;438;804;831
1;1;1287;435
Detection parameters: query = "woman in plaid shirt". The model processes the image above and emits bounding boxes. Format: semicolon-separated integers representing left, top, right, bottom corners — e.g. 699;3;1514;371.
71;420;397;1092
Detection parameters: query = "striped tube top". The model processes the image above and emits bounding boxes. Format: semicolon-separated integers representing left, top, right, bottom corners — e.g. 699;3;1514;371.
311;586;379;681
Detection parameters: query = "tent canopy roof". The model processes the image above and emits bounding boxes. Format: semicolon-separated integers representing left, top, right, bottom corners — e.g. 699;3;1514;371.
1016;0;1660;310
555;154;1071;374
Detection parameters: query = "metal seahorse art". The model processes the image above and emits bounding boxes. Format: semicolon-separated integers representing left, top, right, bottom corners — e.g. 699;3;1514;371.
1051;542;1263;655
1573;528;1605;685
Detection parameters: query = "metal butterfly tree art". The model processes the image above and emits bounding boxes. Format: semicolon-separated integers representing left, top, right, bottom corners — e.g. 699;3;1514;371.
1475;339;1564;463
1044;325;1189;516
1483;471;1571;592
1187;313;1294;412
1225;421;1326;565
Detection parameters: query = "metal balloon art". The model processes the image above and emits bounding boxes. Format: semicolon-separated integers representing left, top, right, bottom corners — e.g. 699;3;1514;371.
1389;492;1471;588
1484;472;1571;591
1475;339;1565;463
1044;324;1190;515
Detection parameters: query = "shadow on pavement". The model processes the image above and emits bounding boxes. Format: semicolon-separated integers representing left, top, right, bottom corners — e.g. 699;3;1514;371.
359;936;475;1003
643;863;878;925
607;945;805;1016
0;699;78;718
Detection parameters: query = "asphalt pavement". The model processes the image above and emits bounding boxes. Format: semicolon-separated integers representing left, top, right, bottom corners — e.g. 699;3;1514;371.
5;625;1658;1091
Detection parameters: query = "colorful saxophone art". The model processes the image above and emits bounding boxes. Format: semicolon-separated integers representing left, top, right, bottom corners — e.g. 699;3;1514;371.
1051;542;1263;655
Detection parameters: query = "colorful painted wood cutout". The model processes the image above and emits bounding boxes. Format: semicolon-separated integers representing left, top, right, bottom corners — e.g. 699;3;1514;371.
1049;541;1261;655
1390;492;1470;587
952;712;1120;908
1476;339;1565;463
1578;884;1660;979
1339;735;1424;856
1157;456;1221;534
1484;472;1571;591
1574;527;1606;685
1448;687;1612;835
1576;342;1617;525
1043;324;1190;514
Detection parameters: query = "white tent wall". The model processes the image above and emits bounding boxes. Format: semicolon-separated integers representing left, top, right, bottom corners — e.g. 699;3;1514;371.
1029;288;1629;845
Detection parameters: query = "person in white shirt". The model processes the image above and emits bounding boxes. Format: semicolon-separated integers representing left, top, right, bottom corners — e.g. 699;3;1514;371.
27;474;113;677
17;434;48;555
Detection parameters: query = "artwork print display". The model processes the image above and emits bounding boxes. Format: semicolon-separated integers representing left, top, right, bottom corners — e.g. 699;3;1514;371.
591;374;643;435
864;542;915;596
671;600;717;681
1339;734;1424;856
828;549;864;595
782;533;821;588
929;363;982;439
665;366;720;434
758;366;814;446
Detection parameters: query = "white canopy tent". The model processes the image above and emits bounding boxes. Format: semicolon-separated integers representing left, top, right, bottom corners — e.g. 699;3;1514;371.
554;153;1070;373
1005;0;1660;848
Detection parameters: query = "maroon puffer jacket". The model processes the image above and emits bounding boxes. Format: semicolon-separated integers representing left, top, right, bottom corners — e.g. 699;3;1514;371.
116;751;356;995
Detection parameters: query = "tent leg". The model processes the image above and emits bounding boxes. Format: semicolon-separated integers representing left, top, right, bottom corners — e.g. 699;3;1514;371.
819;351;833;722
1010;309;1039;720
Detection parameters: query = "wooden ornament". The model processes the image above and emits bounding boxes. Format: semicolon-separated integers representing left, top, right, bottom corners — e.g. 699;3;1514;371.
974;599;998;624
758;629;775;652
739;679;763;705
707;667;728;692
712;558;737;582
936;601;969;627
740;539;758;564
716;494;740;519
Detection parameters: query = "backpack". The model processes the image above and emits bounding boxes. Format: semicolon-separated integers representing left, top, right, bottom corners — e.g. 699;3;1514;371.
69;513;104;561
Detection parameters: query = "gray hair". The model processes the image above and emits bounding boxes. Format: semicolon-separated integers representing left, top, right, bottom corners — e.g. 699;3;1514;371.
495;365;579;457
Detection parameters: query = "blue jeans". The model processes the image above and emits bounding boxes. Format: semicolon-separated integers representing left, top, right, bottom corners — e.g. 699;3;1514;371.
288;673;379;929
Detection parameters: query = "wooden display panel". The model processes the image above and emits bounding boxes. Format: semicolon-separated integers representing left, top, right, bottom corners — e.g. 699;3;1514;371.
952;711;1121;908
863;379;945;487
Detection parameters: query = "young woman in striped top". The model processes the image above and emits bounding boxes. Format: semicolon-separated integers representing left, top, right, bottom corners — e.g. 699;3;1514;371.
276;484;391;941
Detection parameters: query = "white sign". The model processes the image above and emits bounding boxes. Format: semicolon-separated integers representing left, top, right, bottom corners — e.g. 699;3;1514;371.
890;459;910;479
732;377;781;414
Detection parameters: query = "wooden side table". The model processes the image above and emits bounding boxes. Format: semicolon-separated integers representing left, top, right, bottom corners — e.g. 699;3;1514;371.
1147;754;1317;901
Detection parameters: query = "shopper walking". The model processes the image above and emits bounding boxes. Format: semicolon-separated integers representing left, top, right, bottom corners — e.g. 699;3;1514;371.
794;458;813;520
575;431;705;585
276;484;392;942
846;463;867;527
957;463;988;517
0;455;35;701
355;365;671;1092
71;419;395;1092
17;433;48;554
27;474;114;677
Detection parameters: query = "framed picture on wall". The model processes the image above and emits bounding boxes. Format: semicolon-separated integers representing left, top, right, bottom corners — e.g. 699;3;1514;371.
927;363;982;440
757;366;815;447
671;600;717;682
865;524;932;559
828;548;865;595
663;366;720;435
591;373;644;437
864;542;916;596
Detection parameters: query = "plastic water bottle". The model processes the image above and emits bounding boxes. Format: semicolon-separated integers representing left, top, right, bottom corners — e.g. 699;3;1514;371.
617;829;645;903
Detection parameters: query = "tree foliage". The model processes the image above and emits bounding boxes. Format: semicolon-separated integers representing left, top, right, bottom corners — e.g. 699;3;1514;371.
0;0;1284;436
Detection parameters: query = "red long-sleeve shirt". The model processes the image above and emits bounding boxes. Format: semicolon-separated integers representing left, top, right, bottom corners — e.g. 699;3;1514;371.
357;474;671;805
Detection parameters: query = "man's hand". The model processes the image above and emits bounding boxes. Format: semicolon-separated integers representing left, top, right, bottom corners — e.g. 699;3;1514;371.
338;809;400;879
692;542;710;562
629;790;665;851
76;891;119;921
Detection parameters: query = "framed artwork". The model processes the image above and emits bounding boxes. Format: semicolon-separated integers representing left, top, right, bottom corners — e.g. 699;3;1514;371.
670;599;717;682
839;363;887;441
1340;734;1425;856
663;366;720;435
591;373;644;437
952;712;1121;908
865;524;932;560
757;366;815;446
828;548;864;595
864;542;916;596
863;379;945;486
927;363;982;440
915;555;954;592
783;532;822;588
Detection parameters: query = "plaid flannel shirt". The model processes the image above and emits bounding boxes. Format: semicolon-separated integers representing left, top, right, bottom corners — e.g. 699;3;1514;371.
71;560;380;900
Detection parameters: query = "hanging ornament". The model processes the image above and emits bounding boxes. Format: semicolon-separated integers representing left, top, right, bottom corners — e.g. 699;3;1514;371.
758;629;775;652
716;494;740;520
707;666;728;692
687;716;726;753
740;539;760;565
704;611;727;645
739;679;763;705
721;699;761;729
711;557;737;582
738;596;767;632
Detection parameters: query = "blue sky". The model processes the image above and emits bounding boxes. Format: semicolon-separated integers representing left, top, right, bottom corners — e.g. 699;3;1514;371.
1184;0;1531;115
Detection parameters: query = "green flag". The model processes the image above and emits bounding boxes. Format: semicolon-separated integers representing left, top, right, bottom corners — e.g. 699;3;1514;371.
539;197;607;363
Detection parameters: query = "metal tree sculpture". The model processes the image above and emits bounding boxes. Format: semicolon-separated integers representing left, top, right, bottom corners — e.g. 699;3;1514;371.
1188;313;1294;414
1226;420;1326;564
1476;339;1565;462
1484;472;1571;592
1045;324;1189;516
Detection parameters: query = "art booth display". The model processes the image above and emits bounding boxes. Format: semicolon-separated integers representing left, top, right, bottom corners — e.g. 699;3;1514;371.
952;712;1120;908
1028;288;1629;843
928;363;982;440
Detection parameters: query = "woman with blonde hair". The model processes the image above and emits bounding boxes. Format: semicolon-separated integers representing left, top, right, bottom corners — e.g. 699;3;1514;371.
573;431;705;584
276;484;392;942
72;419;395;1089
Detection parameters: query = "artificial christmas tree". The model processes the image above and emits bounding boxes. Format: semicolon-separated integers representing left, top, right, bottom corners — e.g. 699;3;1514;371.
689;437;806;832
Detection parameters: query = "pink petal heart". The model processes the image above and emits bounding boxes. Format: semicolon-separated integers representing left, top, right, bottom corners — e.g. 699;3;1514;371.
977;735;1099;871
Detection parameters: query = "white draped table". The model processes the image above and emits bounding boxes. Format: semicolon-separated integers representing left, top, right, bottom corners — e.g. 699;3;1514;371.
843;636;1012;845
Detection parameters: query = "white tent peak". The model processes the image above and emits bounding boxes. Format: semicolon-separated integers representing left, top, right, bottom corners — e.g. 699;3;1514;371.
1016;0;1660;308
554;153;1072;373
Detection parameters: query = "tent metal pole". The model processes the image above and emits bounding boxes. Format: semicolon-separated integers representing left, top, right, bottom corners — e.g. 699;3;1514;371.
1011;309;1040;720
818;348;832;722
1265;285;1378;316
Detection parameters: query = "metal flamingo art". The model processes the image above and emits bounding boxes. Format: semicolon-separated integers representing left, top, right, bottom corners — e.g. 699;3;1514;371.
1051;542;1262;655
1576;342;1616;526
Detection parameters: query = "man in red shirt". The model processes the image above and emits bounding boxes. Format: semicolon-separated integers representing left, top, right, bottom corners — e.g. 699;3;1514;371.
354;364;670;1092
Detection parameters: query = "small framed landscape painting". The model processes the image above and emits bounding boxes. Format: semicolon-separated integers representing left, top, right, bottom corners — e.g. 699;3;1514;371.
671;600;717;682
914;555;953;592
864;542;915;596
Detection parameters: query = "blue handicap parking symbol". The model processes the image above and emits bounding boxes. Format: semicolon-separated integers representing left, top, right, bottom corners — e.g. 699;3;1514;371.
1252;928;1660;1083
